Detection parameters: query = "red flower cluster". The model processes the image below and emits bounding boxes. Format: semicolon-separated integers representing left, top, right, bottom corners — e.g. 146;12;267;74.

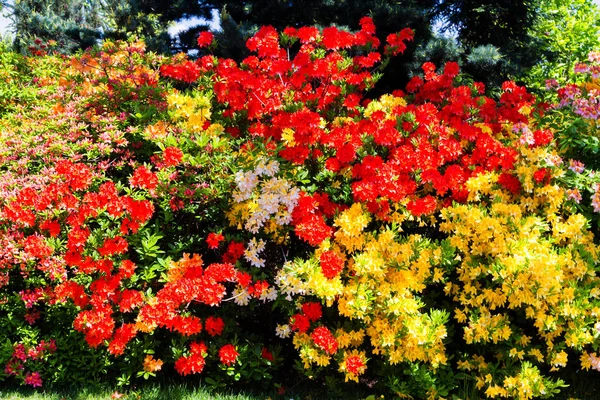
319;250;345;279
206;232;225;249
175;341;207;375
345;354;366;375
205;316;225;336
311;326;338;355
197;31;214;48
129;165;158;191
218;344;239;366
160;61;202;83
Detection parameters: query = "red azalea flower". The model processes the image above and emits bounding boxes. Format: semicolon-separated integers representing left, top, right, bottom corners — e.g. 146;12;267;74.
163;146;184;166
129;165;158;191
97;236;128;257
205;316;225;336
175;353;205;375
301;302;322;322
290;313;310;333
206;232;225;249
319;250;345;279
345;354;366;375
533;168;552;184
190;341;208;356
406;196;437;217
311;326;338;355
223;241;245;263
218;344;239;366
23;235;53;259
261;347;274;361
498;173;522;195
118;290;144;312
40;219;61;237
107;323;138;356
197;31;214;48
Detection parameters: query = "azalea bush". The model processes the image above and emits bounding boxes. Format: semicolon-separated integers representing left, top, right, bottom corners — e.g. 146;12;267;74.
1;19;600;399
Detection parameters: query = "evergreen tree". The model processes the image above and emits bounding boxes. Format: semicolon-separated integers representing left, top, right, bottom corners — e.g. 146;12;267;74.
434;0;545;82
8;0;105;54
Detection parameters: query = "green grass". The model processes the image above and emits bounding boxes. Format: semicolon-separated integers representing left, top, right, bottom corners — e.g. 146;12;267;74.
0;382;377;400
3;372;600;400
0;384;270;400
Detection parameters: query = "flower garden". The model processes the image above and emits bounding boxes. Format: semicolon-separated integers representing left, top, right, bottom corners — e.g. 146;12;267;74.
1;19;600;399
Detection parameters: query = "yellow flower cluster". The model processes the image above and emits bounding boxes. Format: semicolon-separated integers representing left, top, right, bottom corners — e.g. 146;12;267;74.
280;204;451;380
166;91;212;133
440;139;600;397
364;94;407;119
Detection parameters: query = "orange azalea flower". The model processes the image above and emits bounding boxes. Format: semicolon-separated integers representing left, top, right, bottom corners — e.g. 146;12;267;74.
143;355;164;372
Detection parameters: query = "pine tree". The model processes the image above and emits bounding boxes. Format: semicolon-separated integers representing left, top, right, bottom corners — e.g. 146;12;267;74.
8;0;105;54
434;0;545;82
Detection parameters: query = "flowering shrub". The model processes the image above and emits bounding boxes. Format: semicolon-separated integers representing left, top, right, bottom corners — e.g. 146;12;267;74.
541;51;600;239
1;20;600;399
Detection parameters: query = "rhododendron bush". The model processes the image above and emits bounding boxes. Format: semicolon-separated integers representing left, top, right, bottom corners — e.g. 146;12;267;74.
1;19;600;399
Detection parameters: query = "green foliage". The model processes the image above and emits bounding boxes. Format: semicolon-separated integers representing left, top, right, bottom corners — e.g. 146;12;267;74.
524;0;600;92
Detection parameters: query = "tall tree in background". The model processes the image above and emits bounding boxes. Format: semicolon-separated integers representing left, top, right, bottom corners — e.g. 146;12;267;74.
7;0;217;54
8;0;105;53
434;0;544;84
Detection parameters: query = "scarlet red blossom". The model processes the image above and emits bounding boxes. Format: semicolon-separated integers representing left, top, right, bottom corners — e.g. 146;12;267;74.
97;236;128;257
533;129;553;147
197;31;214;48
118;290;144;312
40;219;61;237
311;326;338;355
498;173;522;195
406;196;437;217
23;235;53;259
206;232;225;249
163;147;184;166
223;241;246;263
290;313;310;333
107;323;138;355
160;61;201;83
205;316;225;336
261;347;274;361
345;354;366;375
175;353;205;375
129;166;158;191
385;28;414;56
533;168;552;184
73;305;115;347
218;344;239;366
301;302;323;322
319;250;345;279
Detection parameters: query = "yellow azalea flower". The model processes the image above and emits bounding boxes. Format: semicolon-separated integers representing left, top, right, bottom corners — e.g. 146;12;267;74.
364;94;406;118
581;353;593;370
485;384;508;398
552;350;568;368
281;128;296;146
335;203;371;237
509;348;525;360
